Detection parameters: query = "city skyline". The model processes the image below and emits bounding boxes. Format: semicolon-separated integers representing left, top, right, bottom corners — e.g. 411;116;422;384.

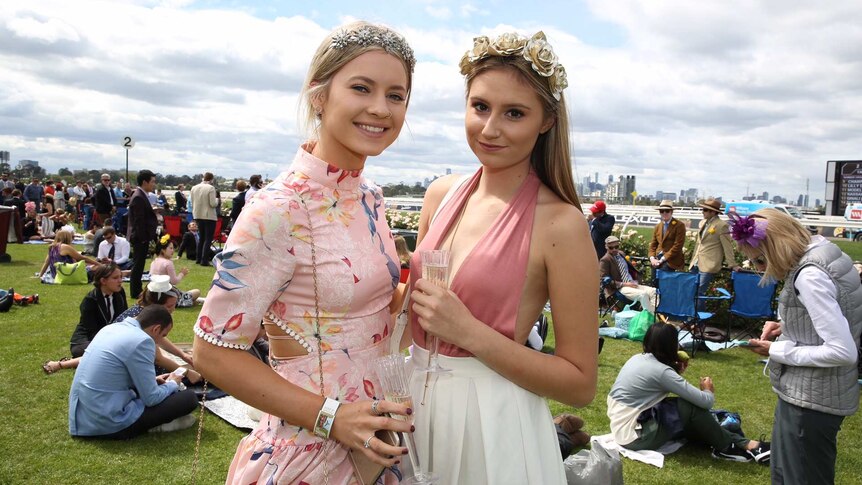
1;1;858;199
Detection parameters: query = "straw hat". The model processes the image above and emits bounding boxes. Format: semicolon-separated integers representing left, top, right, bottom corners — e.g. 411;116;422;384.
698;197;722;213
655;200;675;210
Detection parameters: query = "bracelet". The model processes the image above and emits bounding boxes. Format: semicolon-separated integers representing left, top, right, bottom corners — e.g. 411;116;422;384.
313;397;341;440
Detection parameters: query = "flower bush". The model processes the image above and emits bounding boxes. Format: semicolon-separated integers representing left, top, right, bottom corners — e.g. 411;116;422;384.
386;209;420;231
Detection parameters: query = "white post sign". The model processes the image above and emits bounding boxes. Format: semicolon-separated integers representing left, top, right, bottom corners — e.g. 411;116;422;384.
121;136;135;182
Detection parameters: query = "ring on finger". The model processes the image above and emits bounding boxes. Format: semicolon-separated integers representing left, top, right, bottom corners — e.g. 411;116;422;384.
371;399;382;416
363;435;375;449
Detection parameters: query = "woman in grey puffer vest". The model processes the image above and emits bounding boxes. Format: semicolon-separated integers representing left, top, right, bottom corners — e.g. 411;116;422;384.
732;208;861;485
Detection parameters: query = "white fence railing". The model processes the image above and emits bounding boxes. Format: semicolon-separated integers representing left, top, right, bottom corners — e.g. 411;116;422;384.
385;200;862;232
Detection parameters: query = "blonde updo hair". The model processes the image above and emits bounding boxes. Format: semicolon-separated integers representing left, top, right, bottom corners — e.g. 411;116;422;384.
299;21;415;138
462;45;580;210
737;208;811;282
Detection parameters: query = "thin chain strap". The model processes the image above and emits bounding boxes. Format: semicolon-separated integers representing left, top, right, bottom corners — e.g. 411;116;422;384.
191;379;208;485
303;198;330;485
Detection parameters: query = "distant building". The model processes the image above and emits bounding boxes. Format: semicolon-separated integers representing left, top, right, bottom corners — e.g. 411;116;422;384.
656;191;677;202
680;188;697;205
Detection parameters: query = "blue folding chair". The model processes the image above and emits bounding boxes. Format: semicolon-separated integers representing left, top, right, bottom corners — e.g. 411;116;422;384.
726;271;777;344
655;270;730;357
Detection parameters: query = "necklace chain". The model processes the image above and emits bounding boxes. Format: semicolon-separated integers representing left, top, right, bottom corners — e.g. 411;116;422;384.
304;197;330;484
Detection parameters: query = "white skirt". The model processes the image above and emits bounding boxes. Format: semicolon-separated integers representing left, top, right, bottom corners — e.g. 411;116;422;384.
408;345;566;485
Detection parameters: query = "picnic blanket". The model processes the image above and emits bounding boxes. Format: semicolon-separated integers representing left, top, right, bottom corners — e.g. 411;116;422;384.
591;433;686;468
203;396;259;430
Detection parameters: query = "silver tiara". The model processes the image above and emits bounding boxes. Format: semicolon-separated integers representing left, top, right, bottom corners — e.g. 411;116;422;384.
331;26;416;72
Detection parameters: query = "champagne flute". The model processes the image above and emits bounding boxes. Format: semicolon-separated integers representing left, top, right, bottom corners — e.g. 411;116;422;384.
375;354;439;485
417;249;451;373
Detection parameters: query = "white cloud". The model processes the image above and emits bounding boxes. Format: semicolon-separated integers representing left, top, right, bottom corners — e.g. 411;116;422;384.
0;0;859;204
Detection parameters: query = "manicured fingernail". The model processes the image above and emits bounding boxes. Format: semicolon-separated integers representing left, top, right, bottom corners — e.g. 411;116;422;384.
406;408;413;415
395;460;401;465
410;425;415;432
402;448;409;455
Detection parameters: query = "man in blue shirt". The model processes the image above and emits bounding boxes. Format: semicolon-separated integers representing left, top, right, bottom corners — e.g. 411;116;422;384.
69;305;197;439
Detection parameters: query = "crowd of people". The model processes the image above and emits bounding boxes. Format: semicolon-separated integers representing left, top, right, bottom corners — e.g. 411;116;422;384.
9;20;859;485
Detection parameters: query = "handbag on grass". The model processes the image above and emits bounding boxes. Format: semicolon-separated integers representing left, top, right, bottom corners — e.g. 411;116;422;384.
54;261;88;285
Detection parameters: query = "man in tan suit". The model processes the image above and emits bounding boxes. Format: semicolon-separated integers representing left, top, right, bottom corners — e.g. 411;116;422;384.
648;200;687;278
689;197;740;310
190;172;220;266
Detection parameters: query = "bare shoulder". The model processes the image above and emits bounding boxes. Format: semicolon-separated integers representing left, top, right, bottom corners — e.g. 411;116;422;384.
422;174;466;216
535;185;589;241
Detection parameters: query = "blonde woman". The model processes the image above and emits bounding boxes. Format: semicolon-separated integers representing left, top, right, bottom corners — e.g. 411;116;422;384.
193;21;415;484
37;230;98;280
735;209;862;484
394;234;412;284
408;32;598;484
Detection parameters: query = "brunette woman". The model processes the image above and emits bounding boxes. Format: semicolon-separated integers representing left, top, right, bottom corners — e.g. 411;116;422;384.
407;32;597;484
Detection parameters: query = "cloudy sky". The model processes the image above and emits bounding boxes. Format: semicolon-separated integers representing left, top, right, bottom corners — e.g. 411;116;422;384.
1;0;859;202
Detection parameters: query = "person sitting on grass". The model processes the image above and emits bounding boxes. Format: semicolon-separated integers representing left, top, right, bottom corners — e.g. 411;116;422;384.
96;226;133;271
176;220;198;261
607;322;771;464
149;234;202;307
43;275;202;384
22;202;43;241
81;219;103;256
68;304;199;439
41;263;127;374
37;230;99;282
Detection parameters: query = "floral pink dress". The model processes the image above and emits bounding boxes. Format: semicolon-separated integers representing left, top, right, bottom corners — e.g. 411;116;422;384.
194;144;401;485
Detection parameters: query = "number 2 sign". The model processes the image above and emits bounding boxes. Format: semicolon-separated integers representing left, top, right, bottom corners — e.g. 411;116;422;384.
121;136;135;149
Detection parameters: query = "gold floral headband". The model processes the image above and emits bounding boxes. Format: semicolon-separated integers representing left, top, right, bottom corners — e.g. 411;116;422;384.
160;234;171;246
459;31;568;101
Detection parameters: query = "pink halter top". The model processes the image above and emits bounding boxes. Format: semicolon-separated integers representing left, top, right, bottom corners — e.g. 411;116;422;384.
409;168;540;357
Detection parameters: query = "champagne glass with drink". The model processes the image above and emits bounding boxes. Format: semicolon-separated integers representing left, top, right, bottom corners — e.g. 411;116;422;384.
417;249;451;373
375;354;439;485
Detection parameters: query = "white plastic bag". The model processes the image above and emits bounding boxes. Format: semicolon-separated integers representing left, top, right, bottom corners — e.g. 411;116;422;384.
613;304;639;331
564;439;624;485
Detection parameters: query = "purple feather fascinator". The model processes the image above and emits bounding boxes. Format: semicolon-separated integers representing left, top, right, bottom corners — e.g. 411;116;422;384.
727;212;768;247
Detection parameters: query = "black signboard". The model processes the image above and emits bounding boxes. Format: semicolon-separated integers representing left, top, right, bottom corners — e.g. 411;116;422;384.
832;160;862;215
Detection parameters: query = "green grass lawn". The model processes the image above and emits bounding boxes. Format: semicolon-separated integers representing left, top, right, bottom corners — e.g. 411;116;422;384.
1;241;861;484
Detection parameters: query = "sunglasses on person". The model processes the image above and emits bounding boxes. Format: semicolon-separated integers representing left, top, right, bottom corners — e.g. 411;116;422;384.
607;245;620;250
659;209;672;214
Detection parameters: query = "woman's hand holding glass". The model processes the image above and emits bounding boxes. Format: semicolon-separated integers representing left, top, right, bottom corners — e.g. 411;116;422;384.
375;354;439;484
412;278;479;353
330;399;411;467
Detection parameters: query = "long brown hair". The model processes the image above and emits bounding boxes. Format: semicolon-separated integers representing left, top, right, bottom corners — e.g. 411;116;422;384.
463;55;581;210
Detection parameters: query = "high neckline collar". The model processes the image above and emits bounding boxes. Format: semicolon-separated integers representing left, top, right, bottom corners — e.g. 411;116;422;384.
292;143;364;190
